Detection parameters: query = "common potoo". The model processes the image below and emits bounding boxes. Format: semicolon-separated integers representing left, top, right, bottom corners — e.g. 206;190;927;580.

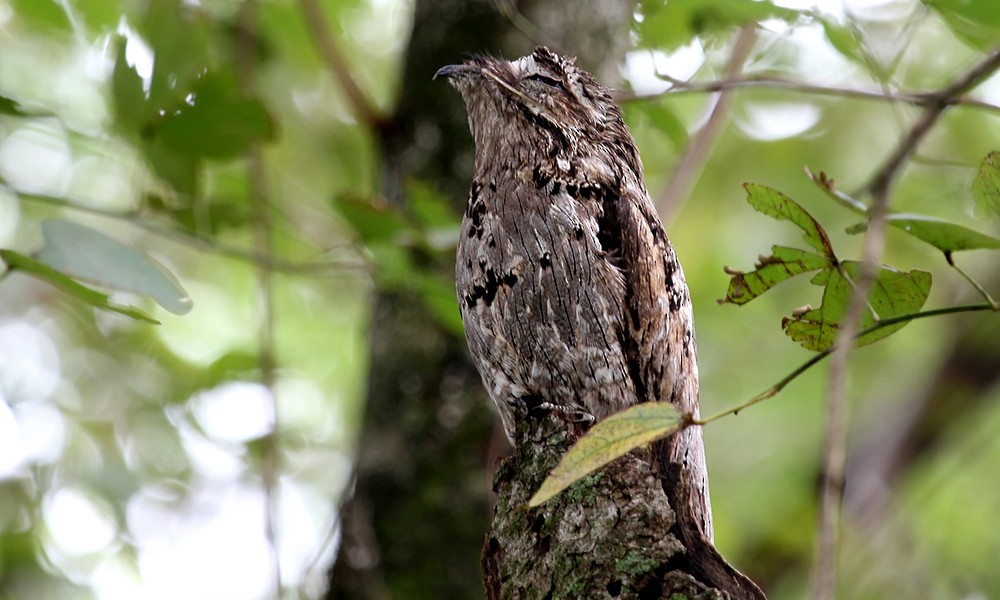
437;47;712;541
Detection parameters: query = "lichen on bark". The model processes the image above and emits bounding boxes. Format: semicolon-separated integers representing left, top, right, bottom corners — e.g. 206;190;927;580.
482;412;727;600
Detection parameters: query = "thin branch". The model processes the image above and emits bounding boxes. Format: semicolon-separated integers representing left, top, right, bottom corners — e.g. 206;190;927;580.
695;303;996;427
656;25;756;218
813;43;1000;600
15;191;367;275
946;252;999;309
298;0;383;129
623;75;1000;115
863;46;1000;198
236;2;282;598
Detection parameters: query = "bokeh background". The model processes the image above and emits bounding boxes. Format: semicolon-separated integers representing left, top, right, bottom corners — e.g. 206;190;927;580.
1;0;999;598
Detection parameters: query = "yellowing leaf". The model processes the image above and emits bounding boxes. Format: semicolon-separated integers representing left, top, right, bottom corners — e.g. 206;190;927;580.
528;403;684;507
743;183;836;258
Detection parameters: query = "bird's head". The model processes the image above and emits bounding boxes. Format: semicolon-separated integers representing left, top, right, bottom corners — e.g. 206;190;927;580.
436;46;639;175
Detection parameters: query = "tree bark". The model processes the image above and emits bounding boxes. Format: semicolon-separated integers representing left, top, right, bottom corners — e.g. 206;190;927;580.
483;410;764;599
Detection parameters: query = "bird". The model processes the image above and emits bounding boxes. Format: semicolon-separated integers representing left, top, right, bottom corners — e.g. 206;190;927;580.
436;46;712;542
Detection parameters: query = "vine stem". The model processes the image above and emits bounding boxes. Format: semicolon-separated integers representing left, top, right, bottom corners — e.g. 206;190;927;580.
947;252;1000;309
694;303;996;427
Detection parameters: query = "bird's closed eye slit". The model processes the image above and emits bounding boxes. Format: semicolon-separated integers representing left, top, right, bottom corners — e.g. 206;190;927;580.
526;73;565;91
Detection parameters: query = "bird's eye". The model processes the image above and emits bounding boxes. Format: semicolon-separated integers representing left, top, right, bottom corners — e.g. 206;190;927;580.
526;73;565;91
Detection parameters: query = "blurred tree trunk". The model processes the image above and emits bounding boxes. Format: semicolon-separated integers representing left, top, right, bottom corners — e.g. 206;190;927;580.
845;302;1000;526
326;3;509;596
328;2;763;598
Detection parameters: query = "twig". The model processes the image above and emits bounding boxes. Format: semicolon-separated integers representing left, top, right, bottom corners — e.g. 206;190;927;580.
656;25;756;218
946;252;999;309
695;303;996;427
236;2;282;598
298;0;383;129
623;76;1000;115
812;44;1000;600
15;191;367;275
863;46;1000;198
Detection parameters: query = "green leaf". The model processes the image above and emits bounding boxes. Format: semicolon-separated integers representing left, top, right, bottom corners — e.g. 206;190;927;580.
0;95;28;117
743;183;836;258
782;262;932;351
414;273;463;337
141;0;211;109
722;185;838;306
333;195;408;243
819;17;871;69
112;36;148;134
74;0;121;32
638;101;689;149
408;181;460;229
528;402;684;507
36;219;192;315
144;137;199;195
973;151;1000;219
636;0;801;49
155;73;275;159
721;245;832;305
926;0;1000;50
0;250;159;323
848;214;1000;252
8;0;71;31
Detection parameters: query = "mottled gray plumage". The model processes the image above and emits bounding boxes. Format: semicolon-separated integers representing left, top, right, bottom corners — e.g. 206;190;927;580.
438;47;712;541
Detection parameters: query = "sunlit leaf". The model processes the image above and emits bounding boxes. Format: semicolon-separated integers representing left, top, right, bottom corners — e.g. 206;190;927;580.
74;0;121;32
8;0;71;31
37;219;192;315
848;214;1000;252
926;0;1000;50
973;151;1000;219
721;245;831;305
782;262;932;351
0;250;159;323
636;0;801;49
743;183;836;258
528;402;684;507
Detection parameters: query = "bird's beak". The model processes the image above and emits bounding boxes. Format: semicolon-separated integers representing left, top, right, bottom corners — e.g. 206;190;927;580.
434;63;479;80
